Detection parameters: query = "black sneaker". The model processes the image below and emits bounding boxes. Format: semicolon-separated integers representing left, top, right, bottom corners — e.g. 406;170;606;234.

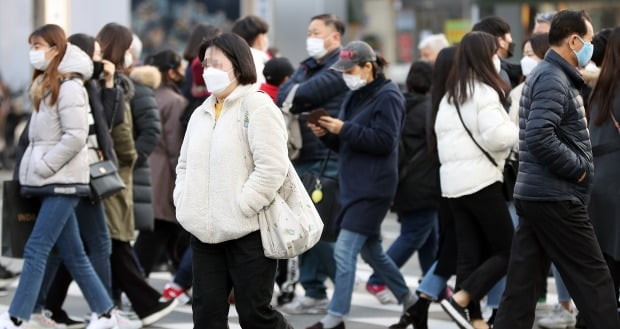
50;309;86;329
440;297;473;329
390;297;430;329
0;266;19;287
140;298;178;326
277;292;295;306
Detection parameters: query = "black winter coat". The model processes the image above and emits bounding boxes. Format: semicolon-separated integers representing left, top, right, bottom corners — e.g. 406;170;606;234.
391;92;440;213
276;49;348;163
514;49;593;205
588;84;620;260
129;67;162;230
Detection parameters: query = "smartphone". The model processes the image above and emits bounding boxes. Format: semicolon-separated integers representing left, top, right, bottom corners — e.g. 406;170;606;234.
304;109;330;125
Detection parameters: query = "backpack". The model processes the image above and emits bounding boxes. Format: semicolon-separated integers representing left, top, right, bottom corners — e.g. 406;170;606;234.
280;84;302;160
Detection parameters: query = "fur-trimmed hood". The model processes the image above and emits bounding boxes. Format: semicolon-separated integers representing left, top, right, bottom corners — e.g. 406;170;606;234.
129;65;161;89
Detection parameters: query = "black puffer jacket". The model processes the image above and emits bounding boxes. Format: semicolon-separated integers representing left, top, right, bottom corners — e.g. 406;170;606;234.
514;49;593;205
129;66;162;231
391;92;440;213
276;49;348;163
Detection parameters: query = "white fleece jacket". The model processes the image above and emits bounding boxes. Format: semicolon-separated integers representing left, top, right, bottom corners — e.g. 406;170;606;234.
174;84;289;244
434;80;518;198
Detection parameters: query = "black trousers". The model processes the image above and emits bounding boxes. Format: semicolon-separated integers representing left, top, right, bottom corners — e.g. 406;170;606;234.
449;183;514;303
111;239;161;318
191;231;291;329
494;200;620;329
134;219;185;276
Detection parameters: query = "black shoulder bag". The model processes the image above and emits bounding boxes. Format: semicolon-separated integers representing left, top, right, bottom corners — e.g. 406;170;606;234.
454;102;518;201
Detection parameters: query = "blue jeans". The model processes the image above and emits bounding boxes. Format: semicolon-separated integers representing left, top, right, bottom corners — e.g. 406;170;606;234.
417;261;448;301
9;196;113;320
174;246;193;289
295;159;338;299
329;229;410;317
552;264;571;302
367;209;438;286
418;219;439;274
35;199;113;311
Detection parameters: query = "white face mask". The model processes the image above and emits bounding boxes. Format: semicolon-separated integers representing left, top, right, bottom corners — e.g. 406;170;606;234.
306;37;327;59
342;73;367;91
203;67;233;94
124;53;133;68
493;55;501;74
520;56;539;77
29;49;51;71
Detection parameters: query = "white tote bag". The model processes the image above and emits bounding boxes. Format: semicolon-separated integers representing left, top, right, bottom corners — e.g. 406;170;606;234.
238;92;324;259
259;162;324;259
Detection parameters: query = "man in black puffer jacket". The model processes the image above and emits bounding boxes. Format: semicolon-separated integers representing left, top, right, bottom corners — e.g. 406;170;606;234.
494;10;620;329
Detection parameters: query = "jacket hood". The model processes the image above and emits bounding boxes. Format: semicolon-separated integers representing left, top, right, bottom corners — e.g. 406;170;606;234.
130;65;162;89
58;43;93;81
404;91;427;109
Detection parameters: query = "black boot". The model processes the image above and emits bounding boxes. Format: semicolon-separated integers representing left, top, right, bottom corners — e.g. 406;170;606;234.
389;297;431;329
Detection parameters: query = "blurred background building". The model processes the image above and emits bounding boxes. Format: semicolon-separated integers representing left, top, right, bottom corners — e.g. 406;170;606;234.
1;0;620;94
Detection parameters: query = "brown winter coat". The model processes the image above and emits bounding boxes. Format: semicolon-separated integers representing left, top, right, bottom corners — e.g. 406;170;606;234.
149;84;187;222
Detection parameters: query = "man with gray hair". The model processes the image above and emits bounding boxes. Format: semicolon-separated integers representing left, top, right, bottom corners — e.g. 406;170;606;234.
418;34;449;63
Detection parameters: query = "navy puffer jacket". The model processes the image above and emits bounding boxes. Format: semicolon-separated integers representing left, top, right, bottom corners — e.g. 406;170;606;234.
276;49;348;163
514;49;593;205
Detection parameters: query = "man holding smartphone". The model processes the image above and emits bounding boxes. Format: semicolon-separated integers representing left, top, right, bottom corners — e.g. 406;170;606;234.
276;13;348;315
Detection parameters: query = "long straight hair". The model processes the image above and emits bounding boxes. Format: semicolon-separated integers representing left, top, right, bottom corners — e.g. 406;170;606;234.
445;31;508;106
96;23;132;68
589;27;620;126
29;24;67;111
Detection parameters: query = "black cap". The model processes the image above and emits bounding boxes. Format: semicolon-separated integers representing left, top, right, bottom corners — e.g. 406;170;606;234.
263;57;294;86
331;41;377;72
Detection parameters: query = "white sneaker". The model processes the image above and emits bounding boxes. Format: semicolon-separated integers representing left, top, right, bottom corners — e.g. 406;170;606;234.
28;311;67;329
85;313;117;329
0;313;21;329
537;304;577;329
112;310;141;329
280;296;329;315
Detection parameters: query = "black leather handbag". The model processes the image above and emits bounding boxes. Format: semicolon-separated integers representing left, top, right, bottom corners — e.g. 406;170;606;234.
301;152;340;242
89;160;125;201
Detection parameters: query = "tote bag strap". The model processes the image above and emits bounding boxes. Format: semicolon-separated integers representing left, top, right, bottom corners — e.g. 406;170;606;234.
454;101;499;168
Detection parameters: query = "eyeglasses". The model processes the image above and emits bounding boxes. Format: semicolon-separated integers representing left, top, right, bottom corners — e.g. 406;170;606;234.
535;12;555;23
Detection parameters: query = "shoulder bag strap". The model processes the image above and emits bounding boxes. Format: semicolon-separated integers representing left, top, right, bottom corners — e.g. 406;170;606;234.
454;101;499;168
281;84;300;114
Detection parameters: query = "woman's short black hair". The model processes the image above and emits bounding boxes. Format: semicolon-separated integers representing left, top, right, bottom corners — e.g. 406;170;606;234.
232;15;268;47
548;10;592;46
202;33;257;85
406;61;433;94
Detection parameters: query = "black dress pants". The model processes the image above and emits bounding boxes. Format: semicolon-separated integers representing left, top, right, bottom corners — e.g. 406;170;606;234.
111;239;161;318
191;231;291;329
494;200;620;329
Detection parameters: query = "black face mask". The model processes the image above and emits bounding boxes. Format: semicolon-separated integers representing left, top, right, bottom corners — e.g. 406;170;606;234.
92;61;104;80
506;42;515;58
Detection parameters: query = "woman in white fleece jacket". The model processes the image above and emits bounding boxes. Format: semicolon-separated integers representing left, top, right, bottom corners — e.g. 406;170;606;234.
174;33;292;329
434;31;518;329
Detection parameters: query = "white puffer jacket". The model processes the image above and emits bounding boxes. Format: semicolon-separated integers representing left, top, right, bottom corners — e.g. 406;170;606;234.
174;84;289;244
19;44;94;195
434;80;518;198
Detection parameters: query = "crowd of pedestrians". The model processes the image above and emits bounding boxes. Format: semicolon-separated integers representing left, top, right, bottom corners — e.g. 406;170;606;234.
0;7;619;329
